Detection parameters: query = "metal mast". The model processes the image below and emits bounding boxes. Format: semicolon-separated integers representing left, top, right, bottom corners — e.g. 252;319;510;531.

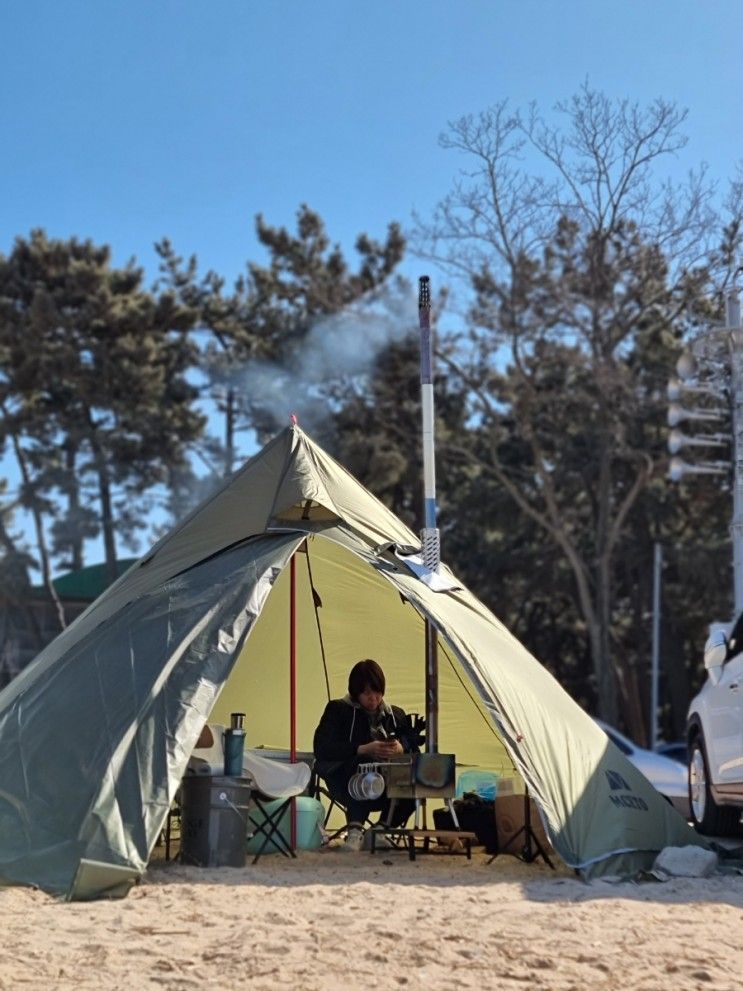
727;291;743;613
418;275;440;752
670;282;743;616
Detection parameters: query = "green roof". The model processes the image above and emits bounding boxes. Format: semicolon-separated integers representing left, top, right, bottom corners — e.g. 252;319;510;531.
49;560;137;601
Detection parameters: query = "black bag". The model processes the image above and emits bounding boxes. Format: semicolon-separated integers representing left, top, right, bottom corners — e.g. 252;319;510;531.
433;793;498;853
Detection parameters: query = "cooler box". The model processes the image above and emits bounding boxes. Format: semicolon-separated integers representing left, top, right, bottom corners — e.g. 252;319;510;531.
246;796;324;855
455;770;499;801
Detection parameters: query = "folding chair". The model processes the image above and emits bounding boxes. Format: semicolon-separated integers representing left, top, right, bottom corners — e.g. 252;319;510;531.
186;723;227;776
243;750;312;864
311;768;349;842
311;766;388;846
163;797;182;861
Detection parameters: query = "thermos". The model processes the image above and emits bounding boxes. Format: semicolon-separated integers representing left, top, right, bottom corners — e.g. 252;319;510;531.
223;712;246;777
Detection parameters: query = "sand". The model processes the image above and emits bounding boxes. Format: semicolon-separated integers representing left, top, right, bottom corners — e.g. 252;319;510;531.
2;849;743;991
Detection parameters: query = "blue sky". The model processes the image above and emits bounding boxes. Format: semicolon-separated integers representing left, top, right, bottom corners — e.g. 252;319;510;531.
2;0;742;572
2;1;741;289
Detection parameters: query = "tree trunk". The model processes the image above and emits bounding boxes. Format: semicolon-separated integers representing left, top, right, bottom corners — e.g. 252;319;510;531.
7;426;66;632
592;591;618;727
224;387;235;478
619;661;648;745
89;436;117;586
64;441;83;571
594;438;618;726
0;512;44;650
662;624;692;741
563;543;612;723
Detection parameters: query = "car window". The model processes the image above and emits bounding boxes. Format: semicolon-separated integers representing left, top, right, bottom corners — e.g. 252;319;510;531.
603;727;632;755
724;613;743;664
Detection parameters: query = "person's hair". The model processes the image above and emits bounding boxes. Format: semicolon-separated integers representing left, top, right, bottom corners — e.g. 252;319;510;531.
348;659;386;700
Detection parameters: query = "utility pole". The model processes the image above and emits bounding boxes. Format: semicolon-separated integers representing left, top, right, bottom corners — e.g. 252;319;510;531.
665;282;743;738
669;280;742;628
727;290;743;614
650;542;662;750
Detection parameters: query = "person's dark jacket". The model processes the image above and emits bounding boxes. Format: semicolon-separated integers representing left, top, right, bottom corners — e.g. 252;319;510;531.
313;699;415;775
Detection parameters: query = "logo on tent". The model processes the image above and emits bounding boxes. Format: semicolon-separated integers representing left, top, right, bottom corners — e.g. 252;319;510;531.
605;770;649;811
605;769;631;791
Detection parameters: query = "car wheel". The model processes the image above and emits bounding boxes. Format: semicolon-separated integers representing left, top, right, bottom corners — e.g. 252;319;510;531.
688;732;742;836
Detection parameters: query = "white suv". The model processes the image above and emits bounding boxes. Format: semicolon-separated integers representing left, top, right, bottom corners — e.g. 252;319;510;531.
687;623;743;835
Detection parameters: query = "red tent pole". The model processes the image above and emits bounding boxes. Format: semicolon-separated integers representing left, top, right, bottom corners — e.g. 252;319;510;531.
289;552;297;850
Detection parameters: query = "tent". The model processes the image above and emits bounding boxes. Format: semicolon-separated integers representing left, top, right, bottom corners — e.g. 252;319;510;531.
0;425;704;899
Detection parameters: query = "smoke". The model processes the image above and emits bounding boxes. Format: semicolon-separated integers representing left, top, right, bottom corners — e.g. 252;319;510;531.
237;278;418;436
148;280;421;541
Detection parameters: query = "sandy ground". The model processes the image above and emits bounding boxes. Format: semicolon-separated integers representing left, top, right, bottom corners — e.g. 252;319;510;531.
2;847;743;991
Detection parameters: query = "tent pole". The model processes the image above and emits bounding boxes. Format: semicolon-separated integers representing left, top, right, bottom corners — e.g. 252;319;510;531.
289;551;297;850
425;621;438;754
419;276;440;754
305;544;331;700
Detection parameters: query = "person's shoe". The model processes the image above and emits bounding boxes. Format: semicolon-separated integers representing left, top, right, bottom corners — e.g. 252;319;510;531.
364;830;397;851
342;825;364;852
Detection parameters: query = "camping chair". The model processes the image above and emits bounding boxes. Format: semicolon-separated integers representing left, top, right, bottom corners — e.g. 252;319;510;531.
243;750;312;863
312;714;427;845
186;723;227;775
311;765;395;846
311;771;356;843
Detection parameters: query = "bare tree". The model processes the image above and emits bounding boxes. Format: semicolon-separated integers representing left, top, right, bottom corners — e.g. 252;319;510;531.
415;85;743;731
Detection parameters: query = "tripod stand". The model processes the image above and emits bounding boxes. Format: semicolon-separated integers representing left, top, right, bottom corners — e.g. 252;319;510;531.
487;786;554;869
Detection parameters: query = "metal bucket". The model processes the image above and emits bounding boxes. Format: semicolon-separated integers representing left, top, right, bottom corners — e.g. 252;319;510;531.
180;775;251;868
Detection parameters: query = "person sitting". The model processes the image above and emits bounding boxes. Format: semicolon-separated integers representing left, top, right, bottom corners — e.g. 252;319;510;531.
313;658;418;851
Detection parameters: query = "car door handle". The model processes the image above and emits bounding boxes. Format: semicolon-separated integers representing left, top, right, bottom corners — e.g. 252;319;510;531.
729;682;739;691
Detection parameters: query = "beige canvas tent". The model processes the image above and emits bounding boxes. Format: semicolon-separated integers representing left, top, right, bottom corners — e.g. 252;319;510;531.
0;425;704;899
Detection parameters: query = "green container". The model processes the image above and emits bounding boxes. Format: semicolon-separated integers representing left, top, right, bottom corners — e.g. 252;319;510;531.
246;796;324;855
455;770;499;801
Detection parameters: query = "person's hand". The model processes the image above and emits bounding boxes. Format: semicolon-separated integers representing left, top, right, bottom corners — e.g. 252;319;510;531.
358;740;402;758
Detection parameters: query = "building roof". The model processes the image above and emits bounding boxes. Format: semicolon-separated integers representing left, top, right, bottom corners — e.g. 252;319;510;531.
49;560;137;602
